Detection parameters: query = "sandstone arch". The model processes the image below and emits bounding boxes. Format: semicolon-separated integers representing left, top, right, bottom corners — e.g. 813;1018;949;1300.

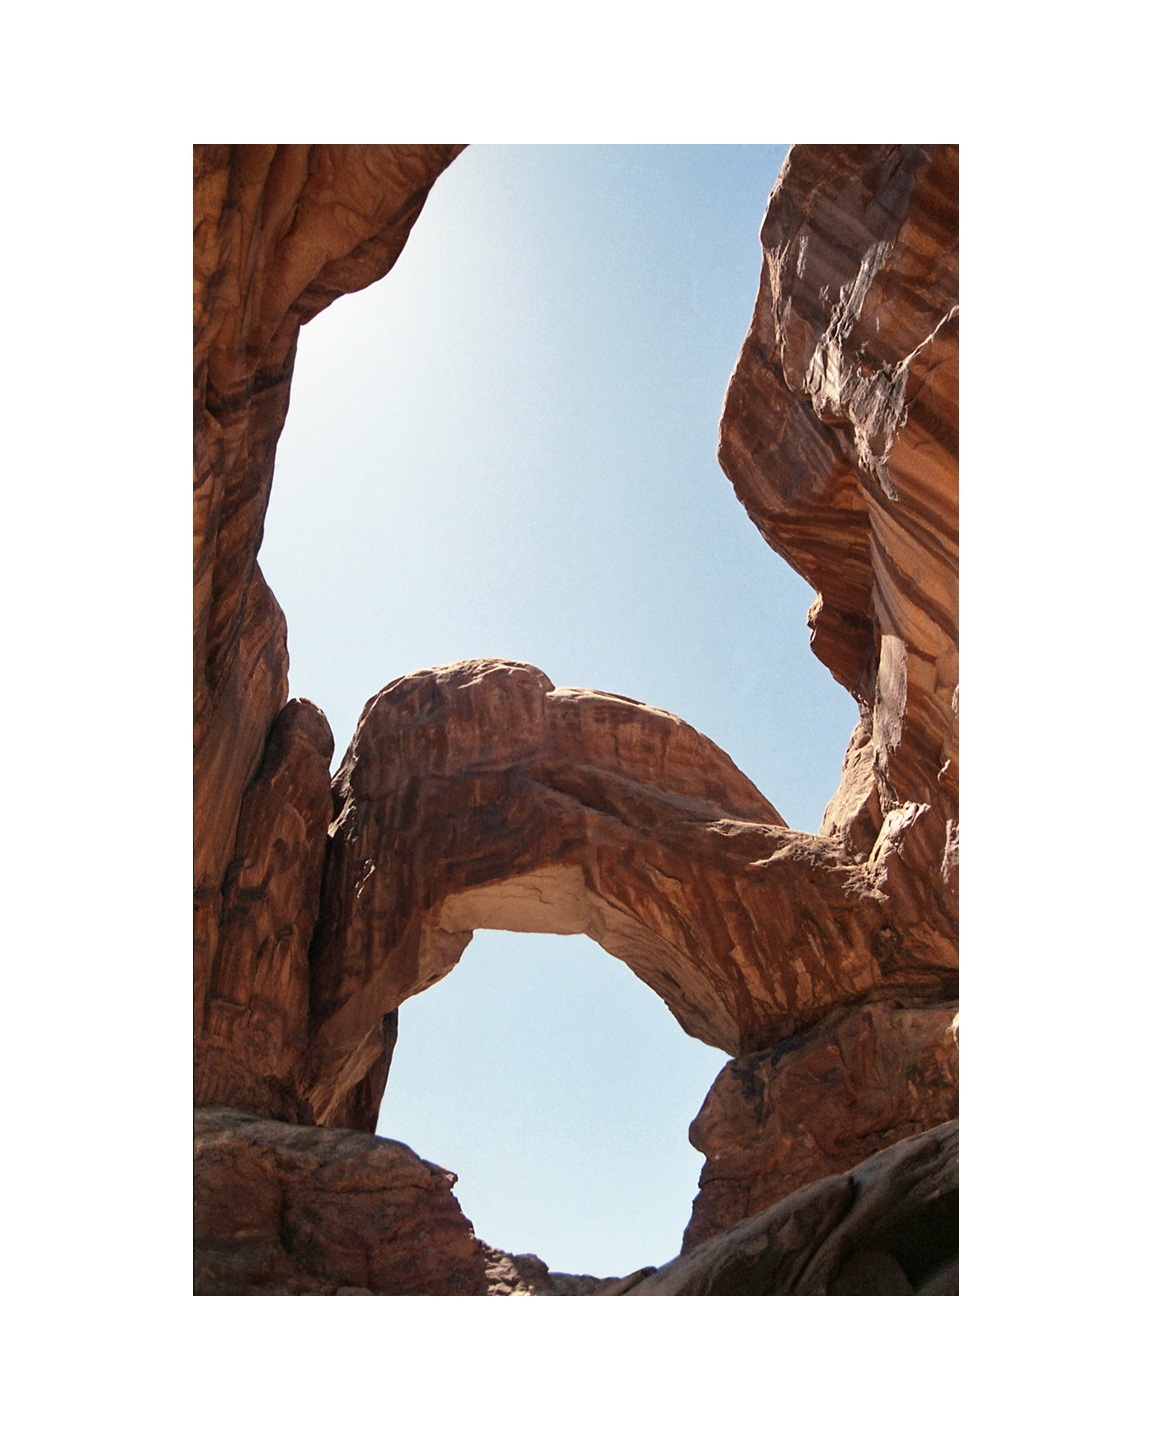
299;657;956;1129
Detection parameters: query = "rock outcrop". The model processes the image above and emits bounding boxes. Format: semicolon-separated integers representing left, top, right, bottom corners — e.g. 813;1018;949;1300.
719;143;959;895
622;1121;958;1295
191;143;960;1294
194;1109;608;1295
194;145;466;1108
681;1000;958;1250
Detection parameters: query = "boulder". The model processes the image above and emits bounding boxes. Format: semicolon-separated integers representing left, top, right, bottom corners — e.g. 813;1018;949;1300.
194;1108;609;1295
195;700;335;1121
194;1107;487;1295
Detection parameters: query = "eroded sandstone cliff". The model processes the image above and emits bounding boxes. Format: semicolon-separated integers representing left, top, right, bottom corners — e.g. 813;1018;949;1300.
719;143;959;892
192;143;959;1295
681;143;960;1249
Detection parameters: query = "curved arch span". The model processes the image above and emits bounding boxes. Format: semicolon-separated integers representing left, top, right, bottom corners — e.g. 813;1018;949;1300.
299;658;949;1129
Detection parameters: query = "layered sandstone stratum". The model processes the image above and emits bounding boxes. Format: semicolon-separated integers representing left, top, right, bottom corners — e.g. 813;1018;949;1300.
193;143;959;1294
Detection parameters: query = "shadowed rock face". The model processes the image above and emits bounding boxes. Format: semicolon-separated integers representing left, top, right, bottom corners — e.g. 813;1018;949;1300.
194;1107;483;1295
195;699;335;1122
681;1000;958;1251
619;1121;958;1295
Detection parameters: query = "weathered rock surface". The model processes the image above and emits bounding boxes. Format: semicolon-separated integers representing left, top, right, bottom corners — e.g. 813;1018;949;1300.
300;658;956;1131
719;143;959;897
622;1121;958;1295
194;1106;955;1296
196;700;335;1121
681;1000;958;1251
193;144;466;1066
194;1109;607;1295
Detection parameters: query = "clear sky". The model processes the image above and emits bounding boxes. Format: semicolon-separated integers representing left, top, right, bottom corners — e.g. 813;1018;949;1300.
259;144;861;1278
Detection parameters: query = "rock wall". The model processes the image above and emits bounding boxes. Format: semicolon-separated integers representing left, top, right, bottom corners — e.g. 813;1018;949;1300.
719;143;959;888
685;143;959;1242
195;699;335;1122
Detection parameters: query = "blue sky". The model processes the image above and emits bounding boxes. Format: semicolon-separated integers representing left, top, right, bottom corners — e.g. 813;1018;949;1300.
260;144;861;1277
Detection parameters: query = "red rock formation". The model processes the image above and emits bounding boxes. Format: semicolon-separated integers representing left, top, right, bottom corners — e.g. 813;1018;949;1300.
654;144;962;1243
196;700;334;1122
191;143;960;1293
195;1107;497;1295
719;144;959;885
681;1000;958;1251
194;1108;608;1295
193;144;465;1104
299;658;957;1131
622;1121;958;1295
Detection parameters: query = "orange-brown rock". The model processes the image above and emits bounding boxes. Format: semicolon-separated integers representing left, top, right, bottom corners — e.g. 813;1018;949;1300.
719;143;959;894
300;658;957;1131
649;143;962;1255
193;143;466;1039
195;699;335;1121
623;1121;957;1295
193;1109;607;1295
191;144;961;1291
680;1000;958;1251
195;1107;495;1294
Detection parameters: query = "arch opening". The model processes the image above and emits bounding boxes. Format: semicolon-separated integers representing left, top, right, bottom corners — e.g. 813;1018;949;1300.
376;927;725;1277
426;860;749;1056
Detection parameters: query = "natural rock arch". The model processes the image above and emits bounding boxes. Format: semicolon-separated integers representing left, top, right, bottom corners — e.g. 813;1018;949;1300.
194;146;960;1149
298;657;955;1129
